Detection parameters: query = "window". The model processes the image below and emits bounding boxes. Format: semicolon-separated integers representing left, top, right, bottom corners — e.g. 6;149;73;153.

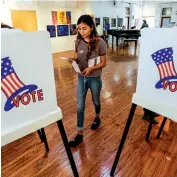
125;7;130;16
117;18;123;27
162;8;172;16
103;17;109;28
111;18;116;27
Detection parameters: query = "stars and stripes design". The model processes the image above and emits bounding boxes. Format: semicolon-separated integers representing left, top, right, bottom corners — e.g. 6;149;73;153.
1;57;25;98
151;47;177;79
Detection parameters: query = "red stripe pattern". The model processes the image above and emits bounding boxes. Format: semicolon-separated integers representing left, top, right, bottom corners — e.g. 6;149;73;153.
1;57;25;98
152;47;177;79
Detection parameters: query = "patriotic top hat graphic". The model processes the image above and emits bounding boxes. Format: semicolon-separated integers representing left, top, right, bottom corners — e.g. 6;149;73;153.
151;47;177;88
1;57;38;111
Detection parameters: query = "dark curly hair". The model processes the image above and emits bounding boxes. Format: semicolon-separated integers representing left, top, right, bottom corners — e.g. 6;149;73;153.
77;15;99;59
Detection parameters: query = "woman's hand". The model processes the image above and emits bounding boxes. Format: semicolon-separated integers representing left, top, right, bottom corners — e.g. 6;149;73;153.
81;68;92;76
68;58;78;64
68;58;74;64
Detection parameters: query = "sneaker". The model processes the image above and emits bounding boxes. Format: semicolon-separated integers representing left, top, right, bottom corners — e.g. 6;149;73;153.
142;115;159;124
91;118;101;130
69;134;83;147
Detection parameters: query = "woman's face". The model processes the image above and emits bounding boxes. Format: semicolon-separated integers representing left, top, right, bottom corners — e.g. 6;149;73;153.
78;23;92;39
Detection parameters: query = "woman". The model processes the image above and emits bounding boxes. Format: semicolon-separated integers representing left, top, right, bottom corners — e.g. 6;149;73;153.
69;15;107;147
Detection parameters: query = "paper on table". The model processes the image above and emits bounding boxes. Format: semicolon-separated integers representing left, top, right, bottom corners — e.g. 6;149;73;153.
72;61;81;73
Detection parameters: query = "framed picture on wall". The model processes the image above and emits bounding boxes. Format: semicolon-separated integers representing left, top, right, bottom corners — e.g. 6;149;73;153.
47;25;56;38
57;25;69;36
103;17;109;28
66;11;71;24
111;18;116;27
58;11;67;24
95;18;100;25
51;11;57;25
69;24;77;35
117;18;123;27
125;7;130;16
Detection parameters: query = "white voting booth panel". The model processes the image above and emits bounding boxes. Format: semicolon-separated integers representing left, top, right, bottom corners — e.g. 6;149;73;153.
133;28;177;121
1;28;23;33
1;31;62;147
110;28;177;176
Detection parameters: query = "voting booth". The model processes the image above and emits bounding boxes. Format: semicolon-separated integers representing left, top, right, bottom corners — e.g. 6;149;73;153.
1;31;78;177
110;28;177;176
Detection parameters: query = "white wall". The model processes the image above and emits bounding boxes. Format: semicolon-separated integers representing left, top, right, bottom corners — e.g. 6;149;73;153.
139;2;177;28
154;6;161;28
1;1;132;53
171;4;177;23
2;1;150;53
135;2;177;28
37;6;84;53
0;4;13;26
131;4;143;29
155;2;177;27
90;1;129;29
142;5;156;28
142;7;155;16
1;1;86;53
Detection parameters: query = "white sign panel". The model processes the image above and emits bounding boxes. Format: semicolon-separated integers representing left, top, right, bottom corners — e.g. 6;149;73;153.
133;28;177;121
1;28;23;33
1;31;62;146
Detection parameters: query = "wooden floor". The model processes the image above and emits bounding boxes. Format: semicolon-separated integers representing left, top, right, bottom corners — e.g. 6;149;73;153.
2;42;177;177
